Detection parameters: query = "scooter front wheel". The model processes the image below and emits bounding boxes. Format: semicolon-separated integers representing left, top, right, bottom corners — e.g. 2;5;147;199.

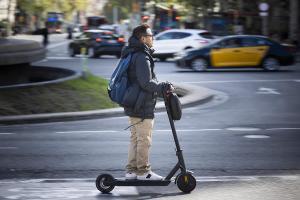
96;174;115;193
176;173;196;193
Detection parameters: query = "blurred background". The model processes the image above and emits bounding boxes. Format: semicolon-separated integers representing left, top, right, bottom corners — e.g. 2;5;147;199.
1;2;300;199
0;0;299;44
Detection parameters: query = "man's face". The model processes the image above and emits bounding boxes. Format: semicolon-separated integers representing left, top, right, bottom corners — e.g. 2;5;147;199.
141;28;153;48
142;34;153;47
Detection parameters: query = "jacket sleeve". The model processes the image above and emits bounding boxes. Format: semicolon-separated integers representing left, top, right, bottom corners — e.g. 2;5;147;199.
135;53;164;95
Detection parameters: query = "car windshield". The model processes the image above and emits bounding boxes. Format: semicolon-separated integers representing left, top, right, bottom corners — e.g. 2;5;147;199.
199;32;214;39
208;37;224;45
92;32;115;39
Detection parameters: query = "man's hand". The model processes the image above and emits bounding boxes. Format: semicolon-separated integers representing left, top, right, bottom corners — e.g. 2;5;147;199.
163;82;175;95
167;84;175;93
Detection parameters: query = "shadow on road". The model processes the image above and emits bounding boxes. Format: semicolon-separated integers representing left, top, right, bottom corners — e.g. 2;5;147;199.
96;191;186;199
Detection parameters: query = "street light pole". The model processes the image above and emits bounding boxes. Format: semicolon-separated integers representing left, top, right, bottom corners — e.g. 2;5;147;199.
6;0;12;36
259;2;269;36
113;6;118;24
262;15;268;36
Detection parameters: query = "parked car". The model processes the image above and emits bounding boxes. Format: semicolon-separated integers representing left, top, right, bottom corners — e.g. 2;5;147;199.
153;29;215;61
68;29;125;58
175;35;295;71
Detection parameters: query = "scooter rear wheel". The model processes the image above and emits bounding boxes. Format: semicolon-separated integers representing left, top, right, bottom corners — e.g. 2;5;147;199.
176;173;196;193
96;174;115;193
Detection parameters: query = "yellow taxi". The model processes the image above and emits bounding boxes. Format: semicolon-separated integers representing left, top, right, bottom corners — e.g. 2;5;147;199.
175;35;295;71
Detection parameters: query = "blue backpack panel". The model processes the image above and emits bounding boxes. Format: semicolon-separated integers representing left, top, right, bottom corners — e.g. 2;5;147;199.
108;54;132;106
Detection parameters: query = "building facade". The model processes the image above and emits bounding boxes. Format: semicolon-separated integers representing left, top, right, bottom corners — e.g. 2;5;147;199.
0;0;16;36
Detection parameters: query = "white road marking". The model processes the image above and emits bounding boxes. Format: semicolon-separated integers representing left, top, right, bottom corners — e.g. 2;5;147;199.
182;79;299;84
46;56;74;60
0;147;17;149
244;135;270;139
156;129;222;132
56;130;118;134
266;127;300;131
256;87;280;95
47;41;70;49
197;175;300;182
112;186;139;196
2;127;299;136
55;129;223;134
54;127;300;134
0;133;15;135
226;127;261;131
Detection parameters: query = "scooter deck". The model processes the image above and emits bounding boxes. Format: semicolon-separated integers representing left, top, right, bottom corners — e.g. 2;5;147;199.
111;178;171;186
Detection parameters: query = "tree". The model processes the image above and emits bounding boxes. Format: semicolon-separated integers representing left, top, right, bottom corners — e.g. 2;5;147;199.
102;0;135;23
17;0;87;21
177;0;216;28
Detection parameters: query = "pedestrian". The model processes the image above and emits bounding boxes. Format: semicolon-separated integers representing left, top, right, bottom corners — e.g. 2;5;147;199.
42;22;49;47
121;24;174;180
67;25;73;39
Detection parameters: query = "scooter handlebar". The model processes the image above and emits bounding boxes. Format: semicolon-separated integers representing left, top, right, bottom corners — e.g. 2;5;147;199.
162;82;174;97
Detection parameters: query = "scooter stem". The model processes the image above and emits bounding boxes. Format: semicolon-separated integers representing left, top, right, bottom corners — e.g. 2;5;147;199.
163;91;186;171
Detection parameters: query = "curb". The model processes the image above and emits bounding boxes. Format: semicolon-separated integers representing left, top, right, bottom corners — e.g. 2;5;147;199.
0;84;215;125
0;67;81;89
0;39;46;66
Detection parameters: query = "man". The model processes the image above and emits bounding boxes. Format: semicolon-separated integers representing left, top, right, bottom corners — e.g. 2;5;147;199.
42;22;49;47
121;24;172;180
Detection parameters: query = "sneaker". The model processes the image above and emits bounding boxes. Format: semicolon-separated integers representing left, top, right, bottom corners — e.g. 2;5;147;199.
125;172;137;180
137;171;164;180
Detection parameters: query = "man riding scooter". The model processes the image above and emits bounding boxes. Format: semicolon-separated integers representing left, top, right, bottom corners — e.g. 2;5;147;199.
121;24;174;180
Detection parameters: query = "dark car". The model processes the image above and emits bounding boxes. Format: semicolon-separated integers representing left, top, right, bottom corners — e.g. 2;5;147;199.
68;30;125;58
175;35;295;71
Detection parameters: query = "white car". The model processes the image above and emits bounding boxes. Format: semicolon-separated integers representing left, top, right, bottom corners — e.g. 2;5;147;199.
153;29;214;61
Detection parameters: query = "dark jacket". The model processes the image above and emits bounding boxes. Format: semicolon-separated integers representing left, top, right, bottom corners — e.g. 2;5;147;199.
121;36;164;119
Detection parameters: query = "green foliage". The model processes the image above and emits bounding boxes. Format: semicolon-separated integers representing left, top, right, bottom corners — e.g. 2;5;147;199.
177;0;213;9
102;0;134;22
17;0;88;20
0;73;118;116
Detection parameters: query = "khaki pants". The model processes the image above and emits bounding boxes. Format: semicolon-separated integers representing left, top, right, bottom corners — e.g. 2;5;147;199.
126;117;154;175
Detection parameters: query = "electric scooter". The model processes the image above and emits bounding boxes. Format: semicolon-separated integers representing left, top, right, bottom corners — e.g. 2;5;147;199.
95;89;197;193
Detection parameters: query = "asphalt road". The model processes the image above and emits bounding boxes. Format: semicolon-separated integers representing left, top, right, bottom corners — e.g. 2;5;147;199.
0;35;300;199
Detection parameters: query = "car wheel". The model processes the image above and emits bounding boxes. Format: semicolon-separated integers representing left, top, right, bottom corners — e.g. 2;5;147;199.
191;58;208;71
262;57;280;71
68;47;75;57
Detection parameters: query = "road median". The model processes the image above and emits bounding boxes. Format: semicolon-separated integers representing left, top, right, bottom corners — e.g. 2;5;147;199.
0;83;215;125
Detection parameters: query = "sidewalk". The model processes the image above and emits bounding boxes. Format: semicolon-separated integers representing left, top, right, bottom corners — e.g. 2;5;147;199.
0;83;215;125
0;175;299;200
